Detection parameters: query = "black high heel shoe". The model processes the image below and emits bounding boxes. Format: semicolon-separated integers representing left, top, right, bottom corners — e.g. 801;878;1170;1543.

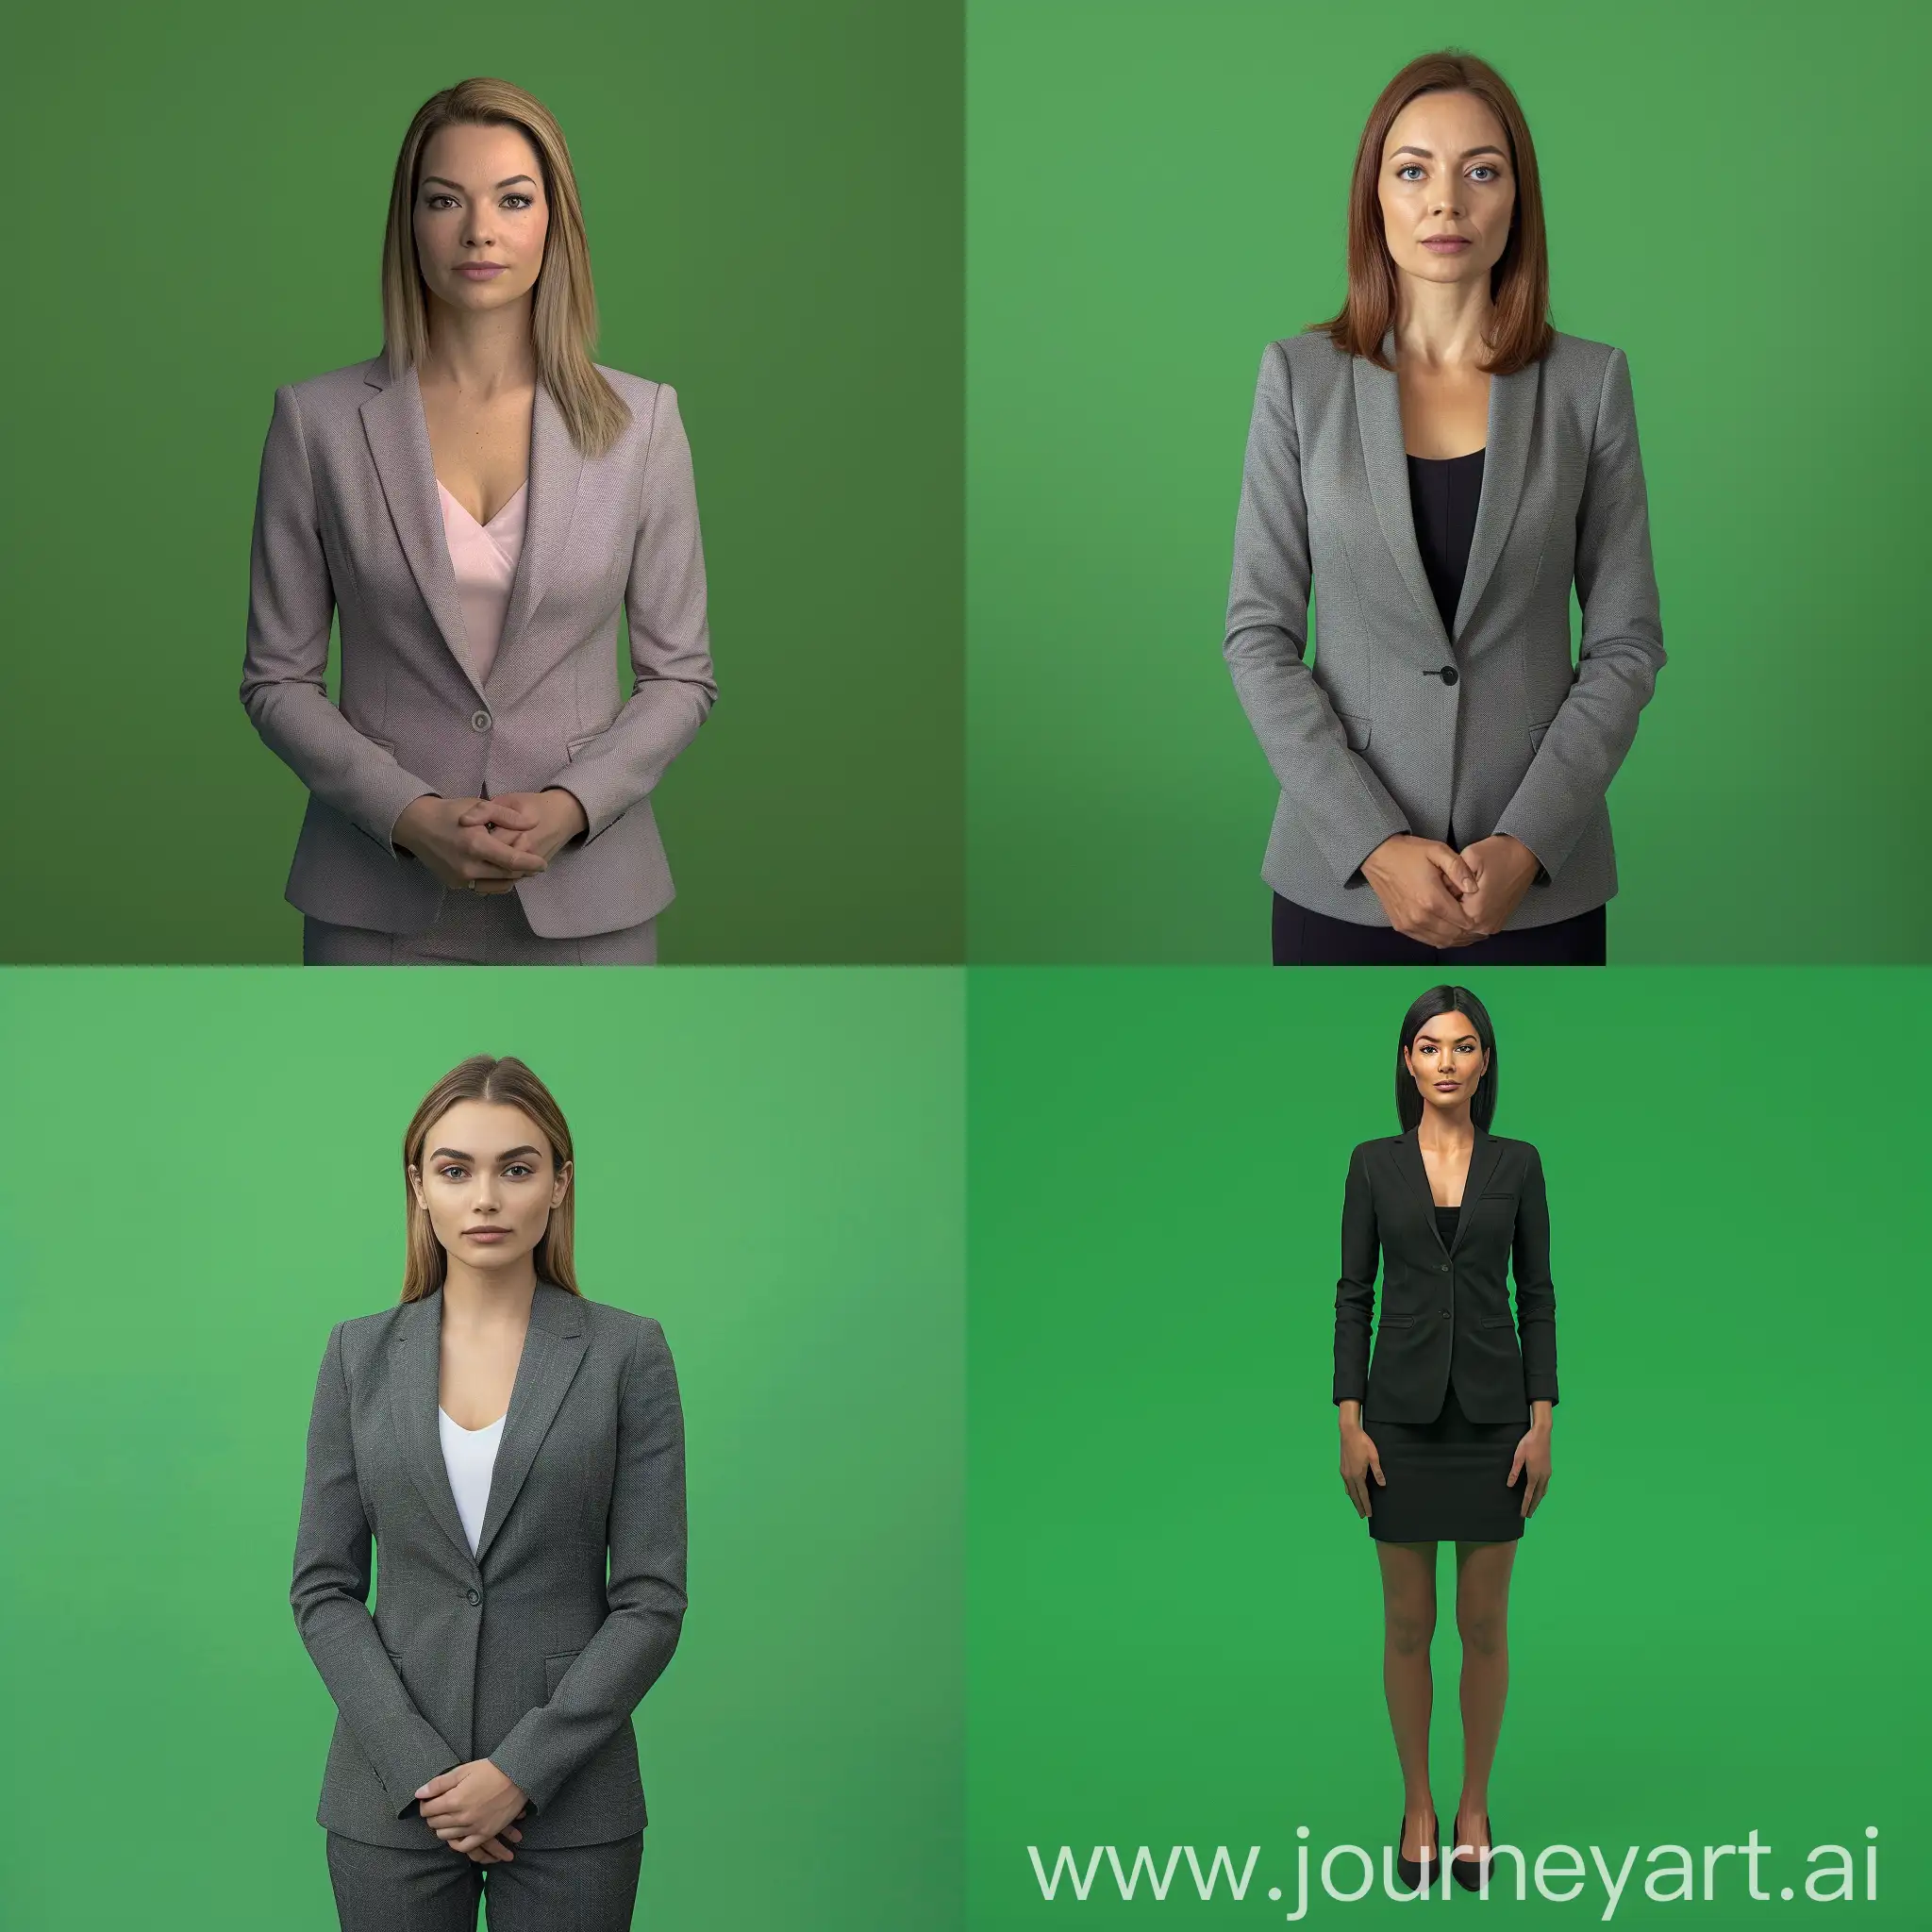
1395;1799;1441;1892
1450;1808;1492;1892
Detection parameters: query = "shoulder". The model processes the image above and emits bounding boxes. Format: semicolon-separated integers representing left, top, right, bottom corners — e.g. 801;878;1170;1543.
592;361;673;411
1537;330;1629;391
1260;327;1353;387
1348;1134;1405;1168
325;1301;409;1369
570;1293;671;1354
279;357;389;411
1484;1133;1545;1171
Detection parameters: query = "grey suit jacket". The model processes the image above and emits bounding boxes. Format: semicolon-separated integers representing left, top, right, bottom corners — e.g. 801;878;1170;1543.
242;357;718;939
291;1279;687;1850
1224;325;1666;926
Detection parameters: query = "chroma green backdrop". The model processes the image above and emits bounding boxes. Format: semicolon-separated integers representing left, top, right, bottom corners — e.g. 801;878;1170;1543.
5;0;961;964
967;967;1925;1924
967;0;1930;962
0;968;962;1930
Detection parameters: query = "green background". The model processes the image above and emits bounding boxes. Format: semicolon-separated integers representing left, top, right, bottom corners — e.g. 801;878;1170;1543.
5;0;961;964
967;968;1925;1923
966;0;1931;962
0;968;963;1929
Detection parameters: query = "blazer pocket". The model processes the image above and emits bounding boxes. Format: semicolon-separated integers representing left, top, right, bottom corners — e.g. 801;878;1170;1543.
563;731;602;761
1336;708;1373;752
1376;1313;1418;1329
1480;1315;1514;1329
1527;721;1553;754
1478;1190;1518;1201
543;1648;583;1698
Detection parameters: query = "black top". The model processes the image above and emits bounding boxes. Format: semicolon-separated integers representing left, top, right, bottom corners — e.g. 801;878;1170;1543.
1407;448;1485;638
1334;1126;1557;1425
1433;1203;1460;1246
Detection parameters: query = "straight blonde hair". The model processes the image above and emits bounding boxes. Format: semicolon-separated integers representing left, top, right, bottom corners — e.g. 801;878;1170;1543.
401;1056;583;1302
1310;49;1555;377
379;77;632;459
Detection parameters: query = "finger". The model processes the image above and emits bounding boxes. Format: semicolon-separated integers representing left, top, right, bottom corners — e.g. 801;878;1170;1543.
1427;844;1482;897
463;833;549;874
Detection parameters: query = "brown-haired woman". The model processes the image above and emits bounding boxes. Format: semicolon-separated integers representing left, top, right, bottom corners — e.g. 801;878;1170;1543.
1224;50;1666;966
242;78;718;965
291;1056;687;1929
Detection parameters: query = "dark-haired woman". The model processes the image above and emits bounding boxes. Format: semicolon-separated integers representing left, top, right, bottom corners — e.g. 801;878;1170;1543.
1224;51;1664;965
242;81;717;965
291;1056;687;1929
1334;987;1555;1892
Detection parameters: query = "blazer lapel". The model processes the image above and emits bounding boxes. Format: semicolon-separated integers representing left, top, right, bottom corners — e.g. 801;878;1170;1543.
1450;1128;1506;1256
388;1289;475;1566
1352;325;1541;650
472;1278;588;1566
358;358;586;707
1393;1127;1449;1256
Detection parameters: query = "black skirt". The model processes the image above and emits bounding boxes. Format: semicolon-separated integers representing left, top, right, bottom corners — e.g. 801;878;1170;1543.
1364;1380;1527;1543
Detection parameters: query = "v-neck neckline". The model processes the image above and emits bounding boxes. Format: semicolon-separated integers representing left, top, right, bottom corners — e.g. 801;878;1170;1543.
438;475;527;534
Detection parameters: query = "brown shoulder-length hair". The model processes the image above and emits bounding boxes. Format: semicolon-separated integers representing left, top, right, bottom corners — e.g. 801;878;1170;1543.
379;77;632;459
400;1056;584;1303
1310;50;1554;376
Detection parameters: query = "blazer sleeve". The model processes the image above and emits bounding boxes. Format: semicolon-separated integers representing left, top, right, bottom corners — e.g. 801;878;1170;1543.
1492;346;1666;877
1333;1142;1380;1404
1224;341;1412;890
290;1323;463;1818
239;384;439;856
1510;1146;1559;1405
488;1317;689;1813
541;384;719;842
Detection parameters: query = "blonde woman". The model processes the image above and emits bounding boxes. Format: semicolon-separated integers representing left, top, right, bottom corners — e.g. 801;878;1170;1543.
242;78;717;964
291;1056;687;1928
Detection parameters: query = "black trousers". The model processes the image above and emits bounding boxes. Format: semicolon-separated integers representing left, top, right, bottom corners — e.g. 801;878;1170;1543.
1272;893;1607;966
325;1828;643;1931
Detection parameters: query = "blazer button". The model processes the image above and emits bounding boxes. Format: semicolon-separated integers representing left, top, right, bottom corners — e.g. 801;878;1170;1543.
470;708;491;733
1438;1262;1449;1273
465;1587;481;1605
1439;665;1459;687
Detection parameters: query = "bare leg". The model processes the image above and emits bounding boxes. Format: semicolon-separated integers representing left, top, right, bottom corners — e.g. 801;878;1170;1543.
1374;1541;1439;1860
1451;1539;1516;1858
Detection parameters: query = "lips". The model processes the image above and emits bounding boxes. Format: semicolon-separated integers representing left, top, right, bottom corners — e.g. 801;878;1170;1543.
457;264;507;277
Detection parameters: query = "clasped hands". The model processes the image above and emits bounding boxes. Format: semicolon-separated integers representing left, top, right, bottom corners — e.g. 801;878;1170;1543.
1359;832;1541;948
414;1757;530;1864
391;790;590;895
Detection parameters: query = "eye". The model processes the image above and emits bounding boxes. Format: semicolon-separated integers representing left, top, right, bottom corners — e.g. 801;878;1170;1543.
504;1163;535;1179
437;1164;468;1182
1471;165;1499;182
504;193;534;209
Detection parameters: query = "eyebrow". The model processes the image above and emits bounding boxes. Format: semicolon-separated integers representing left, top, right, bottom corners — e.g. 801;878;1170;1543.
1391;144;1507;161
427;1144;543;1162
421;174;538;192
1420;1034;1479;1046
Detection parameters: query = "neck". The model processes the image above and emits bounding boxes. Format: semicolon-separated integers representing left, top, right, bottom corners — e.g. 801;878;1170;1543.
440;1260;539;1328
1416;1108;1476;1152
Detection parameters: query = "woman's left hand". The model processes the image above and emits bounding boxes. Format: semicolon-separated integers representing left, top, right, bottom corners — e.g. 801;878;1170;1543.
1456;834;1541;937
414;1759;532;1856
1507;1425;1553;1518
458;789;590;865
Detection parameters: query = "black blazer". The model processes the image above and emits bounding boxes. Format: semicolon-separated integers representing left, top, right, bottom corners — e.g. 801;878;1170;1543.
1333;1127;1558;1425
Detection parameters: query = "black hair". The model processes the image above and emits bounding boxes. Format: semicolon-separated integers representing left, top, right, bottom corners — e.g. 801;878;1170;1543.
1395;985;1498;1132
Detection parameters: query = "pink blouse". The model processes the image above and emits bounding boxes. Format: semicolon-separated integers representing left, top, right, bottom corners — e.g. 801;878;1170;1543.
436;477;529;688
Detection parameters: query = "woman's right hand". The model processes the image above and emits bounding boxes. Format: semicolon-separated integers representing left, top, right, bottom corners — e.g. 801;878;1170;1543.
1360;835;1482;947
391;794;551;894
464;1824;524;1864
1340;1420;1385;1519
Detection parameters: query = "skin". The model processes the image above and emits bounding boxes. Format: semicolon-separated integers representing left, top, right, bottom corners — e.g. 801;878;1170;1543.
388;122;590;894
1336;1010;1554;1870
402;1097;575;1863
1357;90;1546;947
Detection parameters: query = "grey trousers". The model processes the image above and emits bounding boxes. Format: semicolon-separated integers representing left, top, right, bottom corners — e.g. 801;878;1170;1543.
325;1828;643;1931
304;888;657;966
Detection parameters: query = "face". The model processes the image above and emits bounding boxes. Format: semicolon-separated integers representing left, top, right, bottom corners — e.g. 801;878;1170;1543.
1405;1011;1490;1112
412;122;550;320
409;1099;571;1277
1375;90;1516;295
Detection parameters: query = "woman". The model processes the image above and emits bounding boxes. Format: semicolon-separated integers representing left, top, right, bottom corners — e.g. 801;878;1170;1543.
242;78;718;965
1224;50;1666;965
1333;986;1555;1893
291;1055;687;1930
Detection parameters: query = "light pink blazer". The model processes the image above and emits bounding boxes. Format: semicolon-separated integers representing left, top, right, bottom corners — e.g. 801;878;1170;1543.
240;356;718;938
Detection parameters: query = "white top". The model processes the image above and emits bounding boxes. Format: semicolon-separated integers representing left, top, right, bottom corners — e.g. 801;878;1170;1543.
435;477;528;689
438;1406;507;1557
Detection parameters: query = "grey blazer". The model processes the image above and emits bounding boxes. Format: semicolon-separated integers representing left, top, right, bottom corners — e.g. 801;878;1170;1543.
291;1279;687;1851
1224;325;1666;927
242;357;718;939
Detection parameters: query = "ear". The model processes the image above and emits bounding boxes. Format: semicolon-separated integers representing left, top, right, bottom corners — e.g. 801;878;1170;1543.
551;1158;574;1210
407;1162;427;1211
